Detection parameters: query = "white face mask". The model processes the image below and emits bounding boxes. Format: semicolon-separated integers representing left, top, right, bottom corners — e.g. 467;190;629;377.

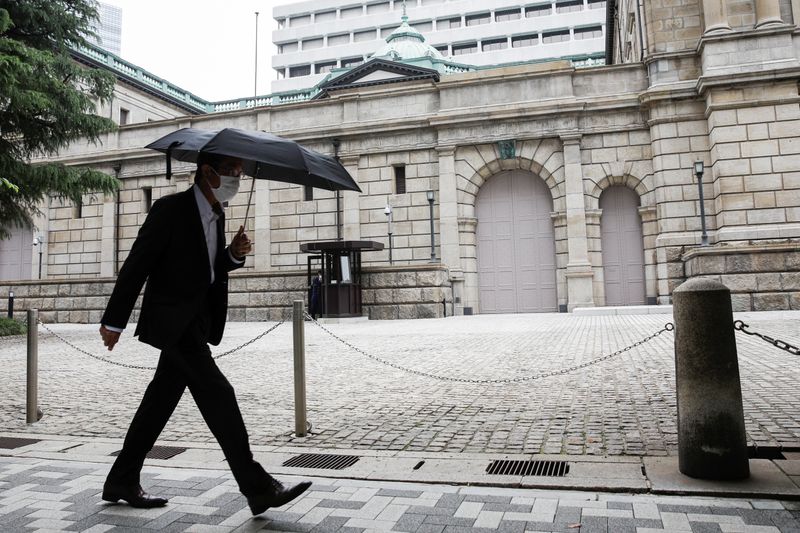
213;174;241;204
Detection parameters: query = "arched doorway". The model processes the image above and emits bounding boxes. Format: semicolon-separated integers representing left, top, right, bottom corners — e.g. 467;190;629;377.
600;186;645;306
0;224;33;281
476;170;557;313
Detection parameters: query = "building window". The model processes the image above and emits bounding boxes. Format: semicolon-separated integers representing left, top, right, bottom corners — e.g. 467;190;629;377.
289;65;311;77
341;57;364;68
304;185;313;201
73;197;83;219
574;25;603;39
495;9;522;21
302;38;323;50
512;34;538;47
434;44;450;56
119;108;129;126
587;0;607;8
525;4;552;17
394;165;406;194
341;6;363;18
354;29;376;42
413;20;433;32
141;187;152;213
366;2;390;14
275;68;285;79
555;0;583;13
542;29;571;43
452;42;478;55
437;17;461;29
421;0;445;4
289;14;311;27
328;33;350;46
381;25;399;37
465;13;491;26
482;38;508;51
315;10;336;22
316;61;337;74
278;42;299;54
277;18;286;29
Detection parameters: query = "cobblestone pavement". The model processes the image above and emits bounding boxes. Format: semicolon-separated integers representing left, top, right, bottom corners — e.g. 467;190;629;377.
2;455;800;533
0;311;798;456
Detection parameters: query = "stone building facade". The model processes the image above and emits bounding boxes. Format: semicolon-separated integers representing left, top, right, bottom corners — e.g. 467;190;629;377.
1;0;799;320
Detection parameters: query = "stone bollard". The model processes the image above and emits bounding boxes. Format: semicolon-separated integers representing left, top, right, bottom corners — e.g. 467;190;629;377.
673;278;749;480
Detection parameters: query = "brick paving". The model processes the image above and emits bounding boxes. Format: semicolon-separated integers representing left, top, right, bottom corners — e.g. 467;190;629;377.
2;455;800;532
0;311;798;456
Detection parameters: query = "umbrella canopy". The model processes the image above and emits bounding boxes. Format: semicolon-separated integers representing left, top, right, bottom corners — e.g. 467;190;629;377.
145;127;361;193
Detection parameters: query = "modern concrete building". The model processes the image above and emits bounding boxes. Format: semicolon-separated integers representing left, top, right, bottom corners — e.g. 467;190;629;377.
1;0;799;320
88;2;123;55
270;0;607;92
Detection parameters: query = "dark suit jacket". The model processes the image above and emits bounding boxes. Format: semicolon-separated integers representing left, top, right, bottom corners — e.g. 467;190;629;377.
101;187;242;349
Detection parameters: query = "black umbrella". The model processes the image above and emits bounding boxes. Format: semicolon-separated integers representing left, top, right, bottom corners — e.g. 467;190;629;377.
146;127;360;193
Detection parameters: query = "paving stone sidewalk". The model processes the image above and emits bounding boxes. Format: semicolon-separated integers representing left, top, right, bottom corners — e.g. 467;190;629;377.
2;455;800;533
1;312;799;456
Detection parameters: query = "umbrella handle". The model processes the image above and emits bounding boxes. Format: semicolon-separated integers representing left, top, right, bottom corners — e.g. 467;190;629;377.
165;141;182;179
243;164;258;236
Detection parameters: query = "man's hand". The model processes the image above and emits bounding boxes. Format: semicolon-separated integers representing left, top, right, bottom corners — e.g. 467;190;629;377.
99;325;121;351
231;225;252;259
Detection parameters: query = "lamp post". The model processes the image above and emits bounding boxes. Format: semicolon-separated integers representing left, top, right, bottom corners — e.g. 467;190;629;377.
694;161;709;246
32;235;43;279
426;190;436;262
254;11;259;97
384;204;393;265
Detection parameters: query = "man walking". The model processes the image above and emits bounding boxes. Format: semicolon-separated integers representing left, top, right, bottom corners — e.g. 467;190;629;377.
98;153;310;514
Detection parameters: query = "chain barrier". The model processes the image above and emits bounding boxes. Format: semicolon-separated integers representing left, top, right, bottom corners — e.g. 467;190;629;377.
306;312;675;384
734;320;800;355
37;319;285;370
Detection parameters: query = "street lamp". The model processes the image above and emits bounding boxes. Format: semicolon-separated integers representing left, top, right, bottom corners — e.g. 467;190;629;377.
384;204;393;265
32;235;44;279
693;161;709;246
426;190;436;262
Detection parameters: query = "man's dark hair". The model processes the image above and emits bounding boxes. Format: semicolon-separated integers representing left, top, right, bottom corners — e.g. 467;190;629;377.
195;152;227;181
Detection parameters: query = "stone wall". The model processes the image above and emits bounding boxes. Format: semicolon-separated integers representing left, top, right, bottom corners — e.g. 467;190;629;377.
682;242;800;310
0;265;452;323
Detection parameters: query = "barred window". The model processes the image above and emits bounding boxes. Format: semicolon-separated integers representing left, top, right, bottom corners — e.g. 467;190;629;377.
304;185;313;201
482;38;508;51
574;25;602;39
341;57;364;68
542;29;570;43
354;29;376;42
434;44;450;56
394;165;406;194
495;9;522;21
289;14;311;27
587;0;607;8
315;62;336;74
437;17;461;29
328;33;350;46
315;10;336;22
278;42;298;54
289;65;311;77
555;0;583;13
512;34;538;47
465;13;490;26
525;4;552;17
302;38;323;50
341;6;363;18
366;2;390;14
452;42;478;55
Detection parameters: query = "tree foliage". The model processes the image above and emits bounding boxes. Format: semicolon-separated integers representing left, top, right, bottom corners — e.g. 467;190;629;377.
0;0;118;239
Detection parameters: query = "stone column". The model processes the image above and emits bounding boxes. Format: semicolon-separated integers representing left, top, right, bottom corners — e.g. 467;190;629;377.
701;0;732;33
561;135;594;310
100;194;116;277
437;147;465;312
754;0;784;27
253;178;271;272
340;155;361;241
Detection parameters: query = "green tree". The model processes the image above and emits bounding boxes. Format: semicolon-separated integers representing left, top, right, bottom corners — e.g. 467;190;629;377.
0;0;118;239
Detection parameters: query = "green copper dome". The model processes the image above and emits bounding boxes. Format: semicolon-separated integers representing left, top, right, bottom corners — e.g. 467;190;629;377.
371;13;443;61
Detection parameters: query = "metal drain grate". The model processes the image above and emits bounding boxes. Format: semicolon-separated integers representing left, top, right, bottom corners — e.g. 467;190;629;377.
0;437;40;449
486;459;570;477
111;445;187;460
282;453;359;470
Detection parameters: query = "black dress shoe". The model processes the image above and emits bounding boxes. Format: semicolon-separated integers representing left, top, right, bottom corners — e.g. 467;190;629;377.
101;484;168;508
247;478;312;515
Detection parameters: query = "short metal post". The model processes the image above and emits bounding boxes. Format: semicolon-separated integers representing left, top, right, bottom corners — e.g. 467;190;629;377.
292;300;307;437
7;291;13;319
26;309;39;424
442;298;446;317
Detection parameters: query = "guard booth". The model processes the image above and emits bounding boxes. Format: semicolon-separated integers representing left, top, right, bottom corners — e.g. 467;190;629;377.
300;240;384;318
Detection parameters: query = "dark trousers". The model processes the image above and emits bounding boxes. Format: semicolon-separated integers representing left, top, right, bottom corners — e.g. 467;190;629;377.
105;312;270;497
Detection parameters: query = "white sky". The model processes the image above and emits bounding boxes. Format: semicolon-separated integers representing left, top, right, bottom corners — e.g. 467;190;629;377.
102;0;304;102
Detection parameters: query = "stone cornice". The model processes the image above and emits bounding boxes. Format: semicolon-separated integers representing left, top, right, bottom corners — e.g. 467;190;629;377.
696;66;800;96
681;241;800;262
695;24;797;55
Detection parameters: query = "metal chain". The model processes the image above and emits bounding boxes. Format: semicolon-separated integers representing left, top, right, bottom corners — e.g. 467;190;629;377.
734;320;800;355
306;312;675;384
37;320;285;370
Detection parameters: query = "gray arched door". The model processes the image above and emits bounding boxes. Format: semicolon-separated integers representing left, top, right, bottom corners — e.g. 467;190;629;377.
600;186;645;306
476;170;557;313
